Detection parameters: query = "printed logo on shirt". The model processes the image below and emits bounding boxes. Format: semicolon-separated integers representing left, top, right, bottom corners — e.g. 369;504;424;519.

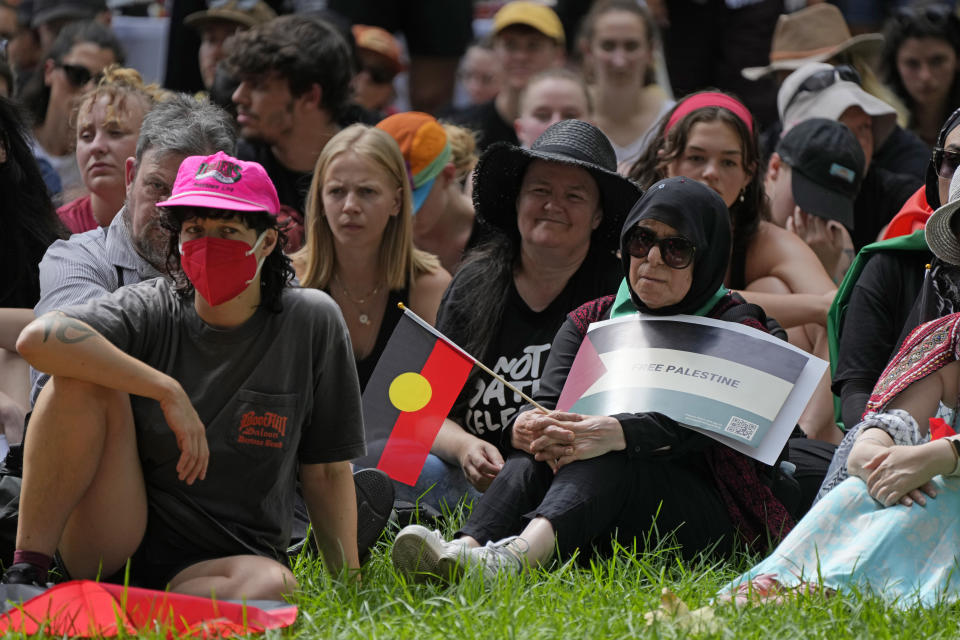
237;410;288;449
196;159;242;184
465;343;550;436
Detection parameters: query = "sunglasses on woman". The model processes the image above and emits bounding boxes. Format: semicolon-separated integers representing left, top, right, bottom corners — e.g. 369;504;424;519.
626;227;696;269
58;63;102;88
783;65;862;114
933;146;960;180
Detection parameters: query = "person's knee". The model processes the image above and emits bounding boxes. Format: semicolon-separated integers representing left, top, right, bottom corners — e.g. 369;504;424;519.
46;376;123;408
245;561;297;600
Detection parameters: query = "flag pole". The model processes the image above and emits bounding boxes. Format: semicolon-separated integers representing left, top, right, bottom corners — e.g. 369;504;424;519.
398;303;548;413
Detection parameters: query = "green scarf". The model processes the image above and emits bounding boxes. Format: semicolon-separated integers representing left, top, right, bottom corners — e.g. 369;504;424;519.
610;278;729;319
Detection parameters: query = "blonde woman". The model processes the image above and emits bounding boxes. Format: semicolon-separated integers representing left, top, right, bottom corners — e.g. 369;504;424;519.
58;65;168;233
294;124;451;389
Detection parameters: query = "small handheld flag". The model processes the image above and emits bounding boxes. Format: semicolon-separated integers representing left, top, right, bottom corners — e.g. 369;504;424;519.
362;307;474;485
362;305;546;485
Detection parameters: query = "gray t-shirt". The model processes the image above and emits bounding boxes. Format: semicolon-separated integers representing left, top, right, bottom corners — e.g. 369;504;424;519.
62;277;365;562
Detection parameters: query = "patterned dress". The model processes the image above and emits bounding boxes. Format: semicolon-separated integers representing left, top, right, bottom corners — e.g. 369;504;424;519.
726;313;960;606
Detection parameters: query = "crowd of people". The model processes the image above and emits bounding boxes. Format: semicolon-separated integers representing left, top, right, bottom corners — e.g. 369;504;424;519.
2;0;960;610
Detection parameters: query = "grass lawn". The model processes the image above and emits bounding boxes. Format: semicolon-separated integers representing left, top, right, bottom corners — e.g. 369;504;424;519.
284;508;960;640
6;507;959;639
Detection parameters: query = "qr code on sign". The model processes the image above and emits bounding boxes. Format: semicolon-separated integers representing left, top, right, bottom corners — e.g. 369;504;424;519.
724;416;759;440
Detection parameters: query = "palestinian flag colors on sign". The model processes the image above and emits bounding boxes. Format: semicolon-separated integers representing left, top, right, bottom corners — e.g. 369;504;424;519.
557;315;808;447
362;309;474;485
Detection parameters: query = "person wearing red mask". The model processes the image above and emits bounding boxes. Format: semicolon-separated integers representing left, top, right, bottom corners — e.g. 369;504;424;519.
4;152;367;600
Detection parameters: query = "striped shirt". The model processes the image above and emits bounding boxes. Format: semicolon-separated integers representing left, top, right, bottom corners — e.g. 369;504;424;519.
31;207;165;404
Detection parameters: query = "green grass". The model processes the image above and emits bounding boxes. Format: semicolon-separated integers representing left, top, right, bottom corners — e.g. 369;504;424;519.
280;510;960;640
7;507;960;639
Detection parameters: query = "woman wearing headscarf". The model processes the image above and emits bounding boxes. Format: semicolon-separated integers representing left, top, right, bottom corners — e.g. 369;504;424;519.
832;108;960;429
726;173;960;607
392;177;795;582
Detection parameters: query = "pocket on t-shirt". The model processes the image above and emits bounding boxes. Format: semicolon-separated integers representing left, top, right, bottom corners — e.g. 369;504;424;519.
221;389;298;458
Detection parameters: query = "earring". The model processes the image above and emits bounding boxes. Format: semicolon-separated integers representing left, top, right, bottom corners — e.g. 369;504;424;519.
739;189;745;203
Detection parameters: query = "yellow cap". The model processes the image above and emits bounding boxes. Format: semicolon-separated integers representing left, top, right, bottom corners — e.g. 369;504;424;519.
492;1;565;45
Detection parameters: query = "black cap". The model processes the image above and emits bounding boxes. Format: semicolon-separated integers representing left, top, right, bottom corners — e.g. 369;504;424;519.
776;117;865;229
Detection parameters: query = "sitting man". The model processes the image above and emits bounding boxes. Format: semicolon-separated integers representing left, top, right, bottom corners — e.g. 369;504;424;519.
764;118;865;282
4;153;365;599
31;93;237;405
778;62;920;251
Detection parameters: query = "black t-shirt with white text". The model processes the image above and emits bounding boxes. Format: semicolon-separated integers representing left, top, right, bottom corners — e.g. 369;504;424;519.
440;248;621;450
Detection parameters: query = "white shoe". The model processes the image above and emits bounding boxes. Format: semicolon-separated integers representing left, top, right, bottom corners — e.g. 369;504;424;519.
460;537;525;584
391;525;470;583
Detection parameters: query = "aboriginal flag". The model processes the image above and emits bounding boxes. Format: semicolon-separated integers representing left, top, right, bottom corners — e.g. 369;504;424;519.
362;309;474;485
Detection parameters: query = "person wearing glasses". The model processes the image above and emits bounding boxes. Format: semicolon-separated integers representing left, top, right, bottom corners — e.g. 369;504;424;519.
20;21;124;204
392;177;795;582
629;91;841;444
833;109;960;431
778;62;921;252
881;4;960;149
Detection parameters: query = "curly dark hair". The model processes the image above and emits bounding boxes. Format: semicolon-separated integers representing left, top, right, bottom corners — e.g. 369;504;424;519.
628;90;768;289
223;15;353;123
0;97;68;307
160;207;295;313
881;3;960;117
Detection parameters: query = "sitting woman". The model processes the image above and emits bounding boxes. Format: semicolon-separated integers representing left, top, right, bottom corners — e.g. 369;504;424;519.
294;124;451;390
630;91;840;443
419;119;641;510
58;66;166;234
392;177;794;581
728;177;960;605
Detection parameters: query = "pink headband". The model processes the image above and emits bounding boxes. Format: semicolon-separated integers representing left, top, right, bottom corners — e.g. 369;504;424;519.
664;92;754;138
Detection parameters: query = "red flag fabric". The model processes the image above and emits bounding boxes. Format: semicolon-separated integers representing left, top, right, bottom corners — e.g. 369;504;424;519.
0;580;297;637
362;309;474;485
930;417;957;440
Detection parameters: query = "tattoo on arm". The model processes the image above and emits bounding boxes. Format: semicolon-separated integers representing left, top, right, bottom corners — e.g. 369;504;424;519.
40;312;96;344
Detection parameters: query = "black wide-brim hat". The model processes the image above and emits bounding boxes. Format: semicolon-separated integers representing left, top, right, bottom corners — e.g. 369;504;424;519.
472;119;643;252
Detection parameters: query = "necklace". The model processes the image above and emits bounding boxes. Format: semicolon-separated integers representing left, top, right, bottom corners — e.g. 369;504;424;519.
334;273;382;326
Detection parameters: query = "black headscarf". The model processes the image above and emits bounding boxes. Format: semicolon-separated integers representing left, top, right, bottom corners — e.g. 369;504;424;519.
618;176;732;316
925;106;960;209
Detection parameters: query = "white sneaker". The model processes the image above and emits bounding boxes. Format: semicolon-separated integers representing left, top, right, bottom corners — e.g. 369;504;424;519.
460;536;525;584
392;525;470;583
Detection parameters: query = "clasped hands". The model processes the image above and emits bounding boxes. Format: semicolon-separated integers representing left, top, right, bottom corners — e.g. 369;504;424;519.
859;441;949;508
511;409;624;472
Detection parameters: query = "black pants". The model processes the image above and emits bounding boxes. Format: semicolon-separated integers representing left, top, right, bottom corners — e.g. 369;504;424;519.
459;451;735;561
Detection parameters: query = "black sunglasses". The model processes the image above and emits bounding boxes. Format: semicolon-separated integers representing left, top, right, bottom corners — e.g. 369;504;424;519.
58;63;102;88
933;146;960;180
783;64;862;115
626;227;696;269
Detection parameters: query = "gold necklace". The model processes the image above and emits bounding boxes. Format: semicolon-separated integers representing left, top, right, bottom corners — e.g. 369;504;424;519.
334;272;382;326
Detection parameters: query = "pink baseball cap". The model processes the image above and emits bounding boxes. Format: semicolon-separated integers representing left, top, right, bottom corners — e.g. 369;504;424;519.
156;151;280;216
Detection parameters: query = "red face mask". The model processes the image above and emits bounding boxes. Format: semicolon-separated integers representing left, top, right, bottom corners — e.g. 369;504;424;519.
179;232;267;306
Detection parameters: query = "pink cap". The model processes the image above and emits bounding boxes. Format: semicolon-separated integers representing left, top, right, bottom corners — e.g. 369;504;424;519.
156;151;280;216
